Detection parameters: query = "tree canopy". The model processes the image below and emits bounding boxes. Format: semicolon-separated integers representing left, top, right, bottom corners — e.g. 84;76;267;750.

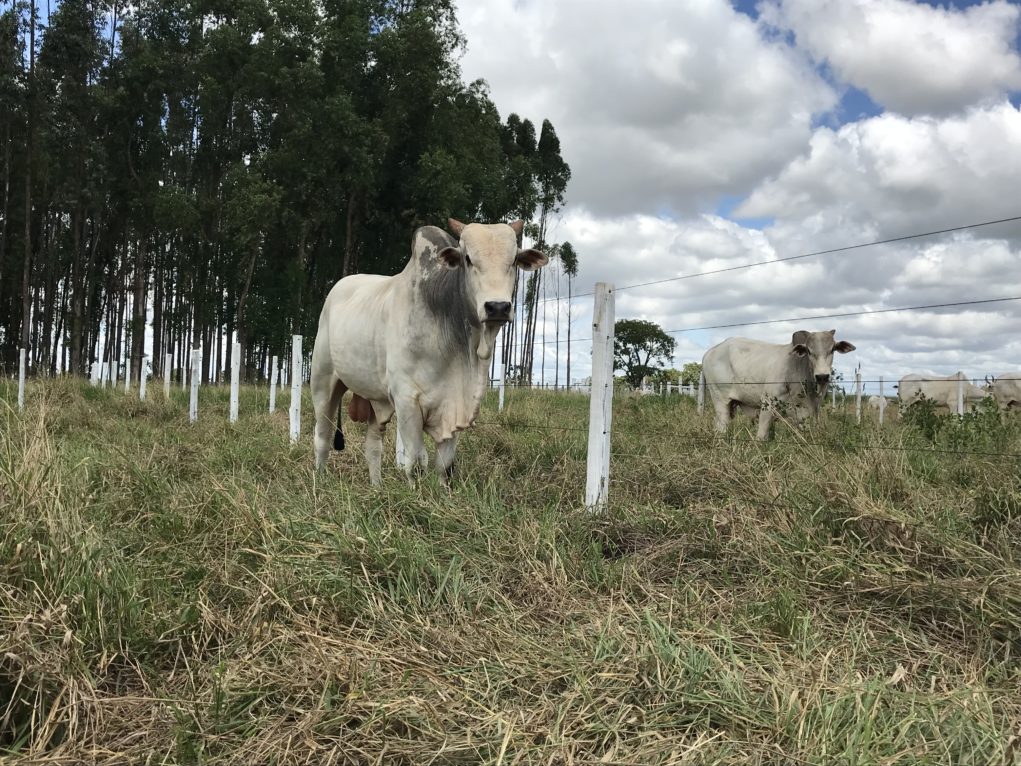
613;319;677;389
0;0;570;385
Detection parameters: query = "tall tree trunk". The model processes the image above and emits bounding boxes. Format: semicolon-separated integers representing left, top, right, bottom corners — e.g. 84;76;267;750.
0;121;10;324
235;241;259;381
131;238;147;385
342;191;358;276
566;275;572;389
20;0;36;355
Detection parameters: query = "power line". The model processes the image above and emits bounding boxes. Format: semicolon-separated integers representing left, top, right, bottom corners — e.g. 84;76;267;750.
535;214;1021;305
664;295;1021;334
504;295;1021;350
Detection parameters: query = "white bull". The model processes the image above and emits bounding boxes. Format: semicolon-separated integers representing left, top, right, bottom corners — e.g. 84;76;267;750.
311;219;547;485
985;373;1021;410
702;329;856;440
897;372;988;411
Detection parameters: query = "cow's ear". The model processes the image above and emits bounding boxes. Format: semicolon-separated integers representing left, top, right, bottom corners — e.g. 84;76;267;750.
448;218;466;238
508;219;525;237
791;344;809;357
516;249;548;272
834;341;856;353
791;330;809;346
438;247;462;268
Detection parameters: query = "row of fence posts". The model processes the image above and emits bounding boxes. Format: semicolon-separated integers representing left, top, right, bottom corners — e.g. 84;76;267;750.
9;308;980;515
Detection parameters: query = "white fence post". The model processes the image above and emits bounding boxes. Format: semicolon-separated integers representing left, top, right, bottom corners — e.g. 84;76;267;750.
90;360;100;386
855;370;862;424
956;373;965;416
124;359;131;394
17;348;26;412
189;349;201;423
289;335;302;444
269;355;279;413
229;342;241;423
585;283;615;512
139;356;148;402
831;384;836;407
696;370;705;414
498;360;506;412
164;353;172;398
878;376;885;425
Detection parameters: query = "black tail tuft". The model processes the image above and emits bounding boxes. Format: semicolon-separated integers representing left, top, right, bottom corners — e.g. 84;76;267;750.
333;429;345;450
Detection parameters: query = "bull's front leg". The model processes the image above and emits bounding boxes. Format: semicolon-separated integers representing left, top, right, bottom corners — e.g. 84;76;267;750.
364;415;386;486
757;404;775;441
394;398;428;484
435;434;460;487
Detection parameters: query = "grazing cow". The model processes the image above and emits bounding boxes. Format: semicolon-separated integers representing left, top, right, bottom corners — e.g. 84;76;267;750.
897;372;988;411
311;219;547;485
985;373;1021;410
702;329;855;440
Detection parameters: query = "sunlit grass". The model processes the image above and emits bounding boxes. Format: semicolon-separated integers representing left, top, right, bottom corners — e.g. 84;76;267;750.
1;378;1020;763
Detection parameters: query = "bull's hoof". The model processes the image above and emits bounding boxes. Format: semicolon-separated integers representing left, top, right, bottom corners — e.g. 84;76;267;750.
333;429;345;450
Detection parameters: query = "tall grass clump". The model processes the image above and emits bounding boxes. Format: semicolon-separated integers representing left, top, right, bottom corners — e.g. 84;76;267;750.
1;378;1020;764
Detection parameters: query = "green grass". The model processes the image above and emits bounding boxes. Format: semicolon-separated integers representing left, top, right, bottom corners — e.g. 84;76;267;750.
1;378;1020;764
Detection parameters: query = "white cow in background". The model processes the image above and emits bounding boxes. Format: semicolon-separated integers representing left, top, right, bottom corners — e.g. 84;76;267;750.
985;373;1021;410
311;219;547;485
897;372;988;411
702;329;856;440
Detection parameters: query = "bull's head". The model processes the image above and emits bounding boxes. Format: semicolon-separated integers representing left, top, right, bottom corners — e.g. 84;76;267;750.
790;329;855;390
438;218;548;357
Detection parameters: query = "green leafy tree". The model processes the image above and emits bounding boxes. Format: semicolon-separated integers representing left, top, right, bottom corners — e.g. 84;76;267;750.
613;319;677;389
680;361;702;386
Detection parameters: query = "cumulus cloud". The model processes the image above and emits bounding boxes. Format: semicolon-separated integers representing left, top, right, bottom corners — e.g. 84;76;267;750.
460;2;1021;391
759;0;1021;116
458;0;835;216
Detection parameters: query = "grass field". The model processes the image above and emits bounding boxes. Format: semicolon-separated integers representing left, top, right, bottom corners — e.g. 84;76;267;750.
2;378;1020;764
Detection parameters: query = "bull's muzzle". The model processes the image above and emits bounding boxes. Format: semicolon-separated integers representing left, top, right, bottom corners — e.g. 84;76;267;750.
815;374;831;385
483;301;512;322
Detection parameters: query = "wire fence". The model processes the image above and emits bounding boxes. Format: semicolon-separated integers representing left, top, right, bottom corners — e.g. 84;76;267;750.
9;213;1021;509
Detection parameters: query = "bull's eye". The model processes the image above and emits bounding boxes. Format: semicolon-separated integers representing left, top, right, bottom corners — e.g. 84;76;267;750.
464;253;472;267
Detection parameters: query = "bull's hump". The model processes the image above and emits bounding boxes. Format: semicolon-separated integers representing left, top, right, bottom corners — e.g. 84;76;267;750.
417;226;456;251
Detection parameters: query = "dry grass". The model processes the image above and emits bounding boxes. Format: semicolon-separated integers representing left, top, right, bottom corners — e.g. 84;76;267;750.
1;378;1020;764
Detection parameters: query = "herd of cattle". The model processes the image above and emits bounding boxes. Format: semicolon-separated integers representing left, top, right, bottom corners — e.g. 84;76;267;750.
700;332;1019;440
310;219;1018;481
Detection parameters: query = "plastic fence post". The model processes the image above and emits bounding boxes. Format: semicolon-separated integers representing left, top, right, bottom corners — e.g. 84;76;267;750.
269;355;278;414
189;349;201;423
585;283;615;512
230;342;241;423
289;335;302;444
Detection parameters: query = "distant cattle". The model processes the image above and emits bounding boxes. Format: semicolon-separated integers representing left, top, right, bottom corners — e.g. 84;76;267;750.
985;373;1021;410
867;395;898;418
702;329;856;440
311;219;547;485
897;372;988;411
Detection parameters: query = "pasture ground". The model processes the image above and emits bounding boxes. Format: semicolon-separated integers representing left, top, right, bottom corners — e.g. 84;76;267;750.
2;378;1020;764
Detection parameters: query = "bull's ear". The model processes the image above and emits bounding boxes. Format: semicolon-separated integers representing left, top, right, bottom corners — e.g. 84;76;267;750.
791;344;809;357
792;330;809;346
448;218;466;238
516;249;548;272
508;219;524;237
834;341;856;353
438;247;462;268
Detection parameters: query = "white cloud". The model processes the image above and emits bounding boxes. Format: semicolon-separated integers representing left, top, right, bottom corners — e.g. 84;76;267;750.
760;0;1021;116
459;2;1021;391
458;0;835;217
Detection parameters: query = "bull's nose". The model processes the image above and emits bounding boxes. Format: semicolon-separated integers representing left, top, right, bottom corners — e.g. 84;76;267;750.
484;301;512;320
815;374;831;385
